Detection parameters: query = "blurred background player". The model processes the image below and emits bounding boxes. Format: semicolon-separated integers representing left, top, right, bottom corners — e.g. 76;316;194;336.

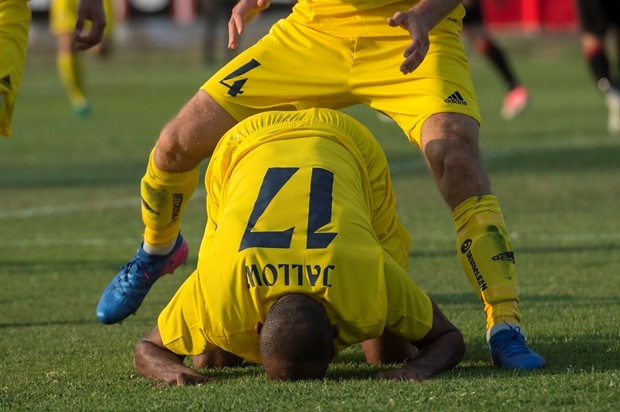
0;0;30;137
1;0;105;137
50;0;115;117
462;0;528;120
574;0;620;134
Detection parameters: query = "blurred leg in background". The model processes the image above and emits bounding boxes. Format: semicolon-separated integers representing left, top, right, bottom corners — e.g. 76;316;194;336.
575;0;620;134
50;0;114;117
462;0;529;120
200;0;235;64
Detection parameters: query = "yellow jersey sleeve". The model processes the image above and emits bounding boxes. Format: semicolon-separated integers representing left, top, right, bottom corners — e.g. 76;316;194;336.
383;250;433;341
158;270;214;356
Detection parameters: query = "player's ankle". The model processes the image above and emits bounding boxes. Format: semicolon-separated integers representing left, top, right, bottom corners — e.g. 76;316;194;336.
142;238;177;256
486;321;521;342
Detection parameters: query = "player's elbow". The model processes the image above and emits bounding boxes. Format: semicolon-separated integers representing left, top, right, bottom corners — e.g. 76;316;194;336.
445;327;466;368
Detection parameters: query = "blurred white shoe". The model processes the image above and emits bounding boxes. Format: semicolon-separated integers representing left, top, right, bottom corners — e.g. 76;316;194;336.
605;89;620;134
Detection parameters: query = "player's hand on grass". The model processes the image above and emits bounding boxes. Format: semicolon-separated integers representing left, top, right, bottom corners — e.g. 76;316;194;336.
74;0;107;50
374;366;431;383
174;372;213;386
387;10;430;75
228;0;272;49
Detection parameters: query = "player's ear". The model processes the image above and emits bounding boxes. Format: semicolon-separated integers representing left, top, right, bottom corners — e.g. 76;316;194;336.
332;324;340;339
255;322;263;335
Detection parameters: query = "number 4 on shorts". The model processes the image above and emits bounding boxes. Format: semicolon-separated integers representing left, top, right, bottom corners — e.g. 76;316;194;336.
219;59;261;97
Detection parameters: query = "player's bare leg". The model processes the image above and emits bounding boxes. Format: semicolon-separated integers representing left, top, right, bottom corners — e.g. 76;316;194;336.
420;113;544;369
579;31;620;134
56;32;89;117
154;90;237;173
420;113;487;209
97;92;237;324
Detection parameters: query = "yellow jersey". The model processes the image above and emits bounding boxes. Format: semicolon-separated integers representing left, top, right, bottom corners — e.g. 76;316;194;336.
158;108;432;364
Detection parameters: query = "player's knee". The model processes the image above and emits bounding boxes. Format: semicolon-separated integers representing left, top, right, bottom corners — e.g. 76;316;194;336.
157;120;182;151
422;115;480;169
154;121;201;171
423;137;479;177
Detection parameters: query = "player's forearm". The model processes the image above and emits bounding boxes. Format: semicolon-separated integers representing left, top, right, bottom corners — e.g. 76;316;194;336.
374;327;464;381
133;339;198;384
409;0;463;29
404;328;465;379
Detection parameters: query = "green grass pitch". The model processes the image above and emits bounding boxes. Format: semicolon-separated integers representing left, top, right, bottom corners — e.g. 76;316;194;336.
1;34;619;410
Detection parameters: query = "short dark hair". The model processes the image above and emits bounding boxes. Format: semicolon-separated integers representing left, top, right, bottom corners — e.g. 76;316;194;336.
259;294;334;380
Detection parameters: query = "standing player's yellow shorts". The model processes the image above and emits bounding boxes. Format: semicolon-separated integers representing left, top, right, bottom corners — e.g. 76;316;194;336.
50;0;114;37
0;0;31;138
203;5;481;147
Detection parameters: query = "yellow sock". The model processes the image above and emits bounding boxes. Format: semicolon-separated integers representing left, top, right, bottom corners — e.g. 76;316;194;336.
56;52;86;108
141;149;199;249
452;195;521;329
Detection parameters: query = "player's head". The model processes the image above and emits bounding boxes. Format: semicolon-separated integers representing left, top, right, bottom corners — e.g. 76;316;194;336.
258;294;337;380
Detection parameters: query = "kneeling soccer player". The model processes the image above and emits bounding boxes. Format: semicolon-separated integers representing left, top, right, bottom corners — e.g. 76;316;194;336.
133;108;465;383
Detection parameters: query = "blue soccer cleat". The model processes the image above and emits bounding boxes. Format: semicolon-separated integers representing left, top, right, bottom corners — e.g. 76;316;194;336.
96;234;189;325
488;323;546;370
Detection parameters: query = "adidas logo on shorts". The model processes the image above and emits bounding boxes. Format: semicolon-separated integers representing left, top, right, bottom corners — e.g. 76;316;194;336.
445;91;467;105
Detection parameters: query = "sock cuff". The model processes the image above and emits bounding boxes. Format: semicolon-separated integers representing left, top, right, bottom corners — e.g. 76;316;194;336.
452;195;503;230
487;322;522;342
